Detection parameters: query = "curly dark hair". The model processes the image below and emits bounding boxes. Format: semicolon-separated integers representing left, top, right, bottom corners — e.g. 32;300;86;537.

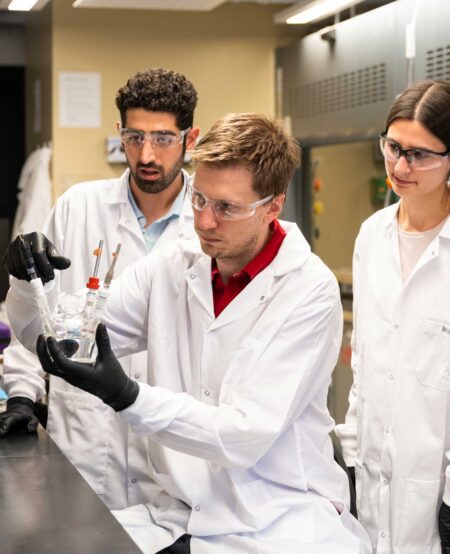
115;68;198;130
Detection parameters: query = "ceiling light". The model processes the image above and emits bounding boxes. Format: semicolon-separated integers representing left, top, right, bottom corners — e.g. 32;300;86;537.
73;0;225;9
8;0;50;10
8;0;38;9
274;0;365;25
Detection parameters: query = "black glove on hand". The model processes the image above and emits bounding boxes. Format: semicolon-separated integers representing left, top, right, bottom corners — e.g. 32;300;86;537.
0;396;39;436
36;323;139;412
439;502;450;553
3;232;71;283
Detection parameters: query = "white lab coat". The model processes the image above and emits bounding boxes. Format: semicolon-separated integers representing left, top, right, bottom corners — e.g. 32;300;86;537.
335;203;450;553
6;220;371;553
11;145;52;239
3;169;195;510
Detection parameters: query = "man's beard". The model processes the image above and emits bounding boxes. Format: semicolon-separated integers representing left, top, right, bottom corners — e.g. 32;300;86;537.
131;155;184;194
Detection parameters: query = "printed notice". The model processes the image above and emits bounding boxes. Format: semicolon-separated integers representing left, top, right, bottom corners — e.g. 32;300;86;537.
59;72;101;128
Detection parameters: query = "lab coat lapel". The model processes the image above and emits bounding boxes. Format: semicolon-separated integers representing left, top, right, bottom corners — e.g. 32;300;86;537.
384;221;402;289
184;255;215;317
209;222;309;331
208;268;274;331
185;222;310;331
402;216;450;285
106;170;147;245
374;204;403;299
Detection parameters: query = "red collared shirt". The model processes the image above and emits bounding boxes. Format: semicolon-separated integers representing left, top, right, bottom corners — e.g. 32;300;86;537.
211;219;286;317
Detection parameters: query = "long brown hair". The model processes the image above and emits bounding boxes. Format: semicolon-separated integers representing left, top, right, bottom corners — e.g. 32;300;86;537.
385;80;450;204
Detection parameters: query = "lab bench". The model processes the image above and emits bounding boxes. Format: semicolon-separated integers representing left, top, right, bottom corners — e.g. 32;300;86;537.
0;425;142;554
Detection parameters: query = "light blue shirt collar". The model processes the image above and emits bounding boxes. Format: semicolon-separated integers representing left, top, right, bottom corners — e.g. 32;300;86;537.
127;173;187;252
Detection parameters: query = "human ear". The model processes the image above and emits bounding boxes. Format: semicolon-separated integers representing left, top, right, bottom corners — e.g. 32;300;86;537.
186;127;200;151
265;194;285;222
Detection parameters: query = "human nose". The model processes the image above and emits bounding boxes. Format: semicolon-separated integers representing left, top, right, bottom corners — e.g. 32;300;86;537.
138;139;157;164
393;153;412;175
196;203;219;230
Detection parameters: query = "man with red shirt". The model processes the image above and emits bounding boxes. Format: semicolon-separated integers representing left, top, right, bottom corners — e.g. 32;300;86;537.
5;113;370;553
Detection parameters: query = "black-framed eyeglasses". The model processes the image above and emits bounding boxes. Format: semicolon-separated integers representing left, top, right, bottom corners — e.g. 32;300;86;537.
120;127;191;150
379;134;449;171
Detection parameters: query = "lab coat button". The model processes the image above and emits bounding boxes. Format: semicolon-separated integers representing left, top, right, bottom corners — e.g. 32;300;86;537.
189;273;196;280
131;478;137;484
393;324;399;329
383;479;389;485
179;232;184;238
384;427;390;434
381;532;386;538
204;390;210;397
195;505;200;511
134;374;141;379
388;373;394;380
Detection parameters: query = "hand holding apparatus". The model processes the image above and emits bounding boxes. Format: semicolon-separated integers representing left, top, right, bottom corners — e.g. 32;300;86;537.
36;323;139;412
3;232;71;284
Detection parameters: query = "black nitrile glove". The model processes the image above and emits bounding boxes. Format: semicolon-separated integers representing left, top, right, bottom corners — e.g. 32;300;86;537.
3;232;71;284
36;323;139;412
0;396;39;436
439;501;450;553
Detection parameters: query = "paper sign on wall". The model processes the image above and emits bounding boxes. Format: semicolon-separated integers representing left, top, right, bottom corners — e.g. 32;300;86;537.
59;72;101;128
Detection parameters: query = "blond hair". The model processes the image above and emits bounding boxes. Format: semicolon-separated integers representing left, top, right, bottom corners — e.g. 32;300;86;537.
191;113;301;198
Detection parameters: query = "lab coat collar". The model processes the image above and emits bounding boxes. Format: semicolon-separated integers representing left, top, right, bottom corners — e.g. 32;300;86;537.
106;170;131;206
379;201;450;240
184;221;311;330
272;220;311;275
440;214;450;239
108;169;194;244
379;202;401;230
105;169;193;215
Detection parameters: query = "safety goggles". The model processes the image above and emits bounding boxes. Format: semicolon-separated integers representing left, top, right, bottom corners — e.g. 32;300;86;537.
187;183;273;221
379;134;449;171
120;127;191;150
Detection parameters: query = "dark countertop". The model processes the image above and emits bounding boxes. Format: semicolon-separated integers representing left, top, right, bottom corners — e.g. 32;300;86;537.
0;426;142;554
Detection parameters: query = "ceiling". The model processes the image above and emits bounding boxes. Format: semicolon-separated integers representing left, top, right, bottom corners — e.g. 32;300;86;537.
0;0;397;28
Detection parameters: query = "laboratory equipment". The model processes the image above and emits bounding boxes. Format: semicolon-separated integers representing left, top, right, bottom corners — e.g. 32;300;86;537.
48;243;122;362
84;240;104;316
18;235;53;336
91;243;121;321
48;295;95;362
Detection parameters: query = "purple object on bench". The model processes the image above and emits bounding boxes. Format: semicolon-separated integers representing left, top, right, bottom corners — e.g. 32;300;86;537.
0;322;11;354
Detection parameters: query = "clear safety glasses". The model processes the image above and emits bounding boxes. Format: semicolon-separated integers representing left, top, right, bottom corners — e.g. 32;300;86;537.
187;183;274;221
379;134;449;171
120;127;191;150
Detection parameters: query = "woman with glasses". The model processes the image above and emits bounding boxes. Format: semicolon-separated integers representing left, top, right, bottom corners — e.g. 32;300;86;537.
336;80;450;554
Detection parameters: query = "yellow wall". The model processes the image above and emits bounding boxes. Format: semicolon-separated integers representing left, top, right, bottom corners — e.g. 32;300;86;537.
25;2;52;153
311;140;385;270
38;1;299;196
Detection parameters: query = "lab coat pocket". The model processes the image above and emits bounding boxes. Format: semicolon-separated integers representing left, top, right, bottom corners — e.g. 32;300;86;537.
396;478;441;551
47;386;113;496
416;319;450;391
